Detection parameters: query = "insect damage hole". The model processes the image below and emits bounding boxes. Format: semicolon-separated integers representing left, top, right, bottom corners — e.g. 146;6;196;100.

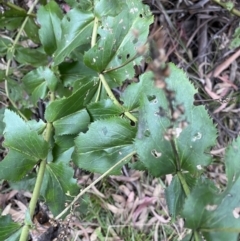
233;207;240;218
151;149;162;158
192;132;202;142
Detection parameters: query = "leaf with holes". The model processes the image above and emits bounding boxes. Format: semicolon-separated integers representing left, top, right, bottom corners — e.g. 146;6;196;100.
182;136;240;240
73;117;136;174
84;0;153;87
166;64;217;173
135;65;217;177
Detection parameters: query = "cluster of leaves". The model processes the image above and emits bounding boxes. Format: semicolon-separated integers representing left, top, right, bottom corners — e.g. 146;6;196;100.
0;0;240;240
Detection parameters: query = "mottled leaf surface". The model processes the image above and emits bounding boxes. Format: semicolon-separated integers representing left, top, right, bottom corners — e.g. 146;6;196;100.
84;1;153;86
182;137;240;240
135;65;217;177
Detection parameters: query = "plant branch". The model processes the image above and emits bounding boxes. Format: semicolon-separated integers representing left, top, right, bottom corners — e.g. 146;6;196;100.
55;151;136;220
99;74;137;123
91;17;99;47
90;17;137;123
19;92;54;241
0;1;36;17
212;0;240;17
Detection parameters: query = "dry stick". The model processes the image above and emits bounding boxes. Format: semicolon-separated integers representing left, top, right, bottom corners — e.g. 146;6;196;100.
55;151;137;220
207;48;240;78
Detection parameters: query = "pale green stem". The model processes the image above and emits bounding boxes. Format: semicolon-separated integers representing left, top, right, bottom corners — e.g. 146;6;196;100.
55;151;136;220
19;93;54;241
99;74;137;123
177;172;199;241
91;17;99;47
177;171;190;196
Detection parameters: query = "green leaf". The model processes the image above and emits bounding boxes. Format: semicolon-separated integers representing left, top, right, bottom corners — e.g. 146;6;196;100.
45;79;98;122
58;59;97;87
3;109;48;160
0;108;5;135
37;1;63;55
94;0;126;17
41;161;79;216
22;67;58;105
24;18;40;44
0;37;12;57
6;77;24;103
15;47;48;67
165;175;185;219
182;178;240;241
53;135;75;163
84;3;153;87
0;9;25;30
9;173;36;192
53;8;94;65
53;109;90;136
73;117;136;174
121;78;147;111
0;150;37;181
87;99;123;120
0;215;21;241
230;27;240;49
135;66;217;177
225;137;240;187
135;72;173;176
166;64;217;173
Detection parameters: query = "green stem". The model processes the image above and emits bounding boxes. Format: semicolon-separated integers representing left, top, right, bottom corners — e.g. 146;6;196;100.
177;172;199;241
177;171;190;196
1;1;36;17
19;93;54;241
91;17;99;47
99;74;137;123
55;151;136;220
90;16;137;123
212;0;240;17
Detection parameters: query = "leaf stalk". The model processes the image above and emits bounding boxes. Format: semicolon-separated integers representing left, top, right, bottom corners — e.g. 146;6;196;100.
19;93;54;241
